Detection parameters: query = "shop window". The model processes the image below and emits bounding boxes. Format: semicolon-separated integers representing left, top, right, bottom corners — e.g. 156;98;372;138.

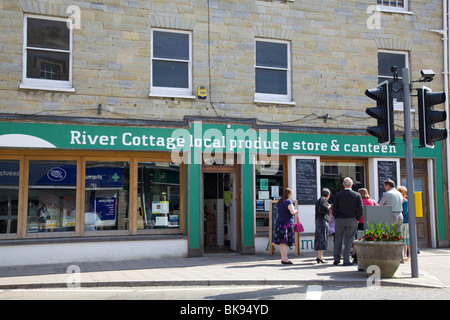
255;160;284;232
84;161;130;231
27;161;77;233
137;162;180;230
0;161;19;234
150;29;192;98
21;15;73;91
255;39;292;104
320;161;367;200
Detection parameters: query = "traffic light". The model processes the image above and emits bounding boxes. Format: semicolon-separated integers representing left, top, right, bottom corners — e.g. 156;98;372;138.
365;80;394;145
418;86;447;148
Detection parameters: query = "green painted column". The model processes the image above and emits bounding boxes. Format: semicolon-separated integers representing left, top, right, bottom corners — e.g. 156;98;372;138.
241;157;255;254
187;160;202;256
187;121;204;256
434;143;446;242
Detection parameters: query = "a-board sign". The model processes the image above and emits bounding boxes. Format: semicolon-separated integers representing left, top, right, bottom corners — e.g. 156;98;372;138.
296;158;317;205
363;205;393;230
377;160;397;201
269;200;299;255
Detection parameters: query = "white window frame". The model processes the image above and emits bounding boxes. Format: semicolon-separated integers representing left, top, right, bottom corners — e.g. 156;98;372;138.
378;50;409;111
254;39;293;105
149;28;194;99
20;14;74;92
377;0;412;14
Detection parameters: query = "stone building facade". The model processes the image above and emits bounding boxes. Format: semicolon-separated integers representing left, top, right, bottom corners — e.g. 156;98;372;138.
0;0;448;265
1;0;444;129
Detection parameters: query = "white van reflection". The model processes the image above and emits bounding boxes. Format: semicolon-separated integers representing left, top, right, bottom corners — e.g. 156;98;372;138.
84;212;102;231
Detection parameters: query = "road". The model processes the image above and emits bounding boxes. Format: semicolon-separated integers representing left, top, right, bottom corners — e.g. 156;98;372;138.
1;284;449;300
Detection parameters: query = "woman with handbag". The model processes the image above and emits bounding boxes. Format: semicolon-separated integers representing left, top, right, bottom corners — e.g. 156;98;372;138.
314;188;332;263
273;188;297;265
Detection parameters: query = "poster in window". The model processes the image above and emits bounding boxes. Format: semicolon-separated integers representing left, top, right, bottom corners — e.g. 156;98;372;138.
152;201;169;213
96;197;116;225
256;200;265;211
260;178;268;190
62;195;76;227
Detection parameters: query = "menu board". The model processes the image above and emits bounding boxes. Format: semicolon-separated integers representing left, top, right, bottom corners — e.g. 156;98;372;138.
295;158;318;205
377;160;397;201
270;201;279;239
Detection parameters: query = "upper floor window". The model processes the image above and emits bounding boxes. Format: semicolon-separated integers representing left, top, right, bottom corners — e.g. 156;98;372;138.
21;15;74;92
377;0;409;13
150;29;193;98
378;50;409;110
254;39;292;104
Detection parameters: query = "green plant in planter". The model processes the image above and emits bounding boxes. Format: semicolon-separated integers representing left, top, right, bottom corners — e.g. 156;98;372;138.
355;222;404;278
361;222;403;242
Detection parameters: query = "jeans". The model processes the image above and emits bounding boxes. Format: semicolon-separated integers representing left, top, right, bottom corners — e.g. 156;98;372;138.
333;218;358;264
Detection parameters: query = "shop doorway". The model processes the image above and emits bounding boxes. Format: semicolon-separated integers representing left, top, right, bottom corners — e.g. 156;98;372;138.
203;172;238;254
401;160;430;248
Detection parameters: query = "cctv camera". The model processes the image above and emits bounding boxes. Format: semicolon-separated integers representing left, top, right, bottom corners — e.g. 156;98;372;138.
420;69;435;78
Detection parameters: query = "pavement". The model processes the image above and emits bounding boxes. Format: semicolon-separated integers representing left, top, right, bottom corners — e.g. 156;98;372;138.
0;248;449;290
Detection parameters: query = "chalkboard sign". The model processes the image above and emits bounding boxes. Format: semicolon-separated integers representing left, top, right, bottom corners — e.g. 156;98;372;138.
269;200;299;255
377;160;397;201
296;159;318;205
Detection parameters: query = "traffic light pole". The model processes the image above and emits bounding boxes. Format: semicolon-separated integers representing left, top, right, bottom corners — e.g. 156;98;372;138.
402;67;419;278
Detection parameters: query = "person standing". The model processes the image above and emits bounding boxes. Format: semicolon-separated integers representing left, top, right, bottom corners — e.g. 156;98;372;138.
273;188;297;265
314;188;331;263
332;177;363;266
352;188;377;262
356;188;377;229
379;179;404;232
397;186;410;262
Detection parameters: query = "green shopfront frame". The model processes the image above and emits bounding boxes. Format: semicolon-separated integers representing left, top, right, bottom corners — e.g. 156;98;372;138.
0;121;446;253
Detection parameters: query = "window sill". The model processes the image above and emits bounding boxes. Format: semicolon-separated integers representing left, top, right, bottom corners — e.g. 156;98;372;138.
20;83;75;92
149;92;196;100
0;234;187;246
254;98;296;106
377;6;413;15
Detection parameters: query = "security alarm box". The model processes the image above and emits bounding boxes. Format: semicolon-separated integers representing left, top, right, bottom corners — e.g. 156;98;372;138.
198;86;207;99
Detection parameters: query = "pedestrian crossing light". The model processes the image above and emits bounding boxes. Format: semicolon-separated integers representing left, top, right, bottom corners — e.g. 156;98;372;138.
365;80;394;145
418;86;447;148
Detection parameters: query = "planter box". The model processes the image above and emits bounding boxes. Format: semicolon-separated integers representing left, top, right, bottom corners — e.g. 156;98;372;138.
354;241;404;278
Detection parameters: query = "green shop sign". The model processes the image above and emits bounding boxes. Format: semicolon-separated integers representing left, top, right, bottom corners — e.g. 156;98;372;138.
0;121;440;159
